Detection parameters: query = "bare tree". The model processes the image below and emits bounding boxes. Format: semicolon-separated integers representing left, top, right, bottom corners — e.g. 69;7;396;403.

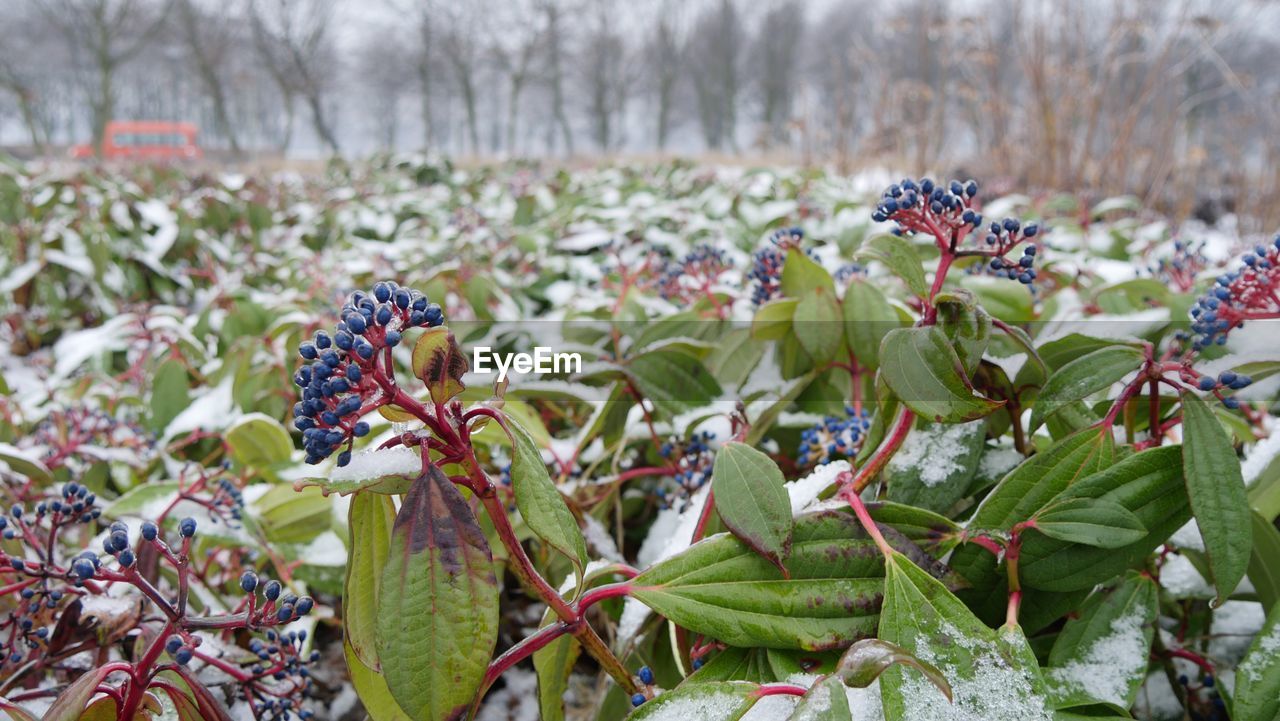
175;0;242;155
358;21;414;151
439;2;485;153
248;0;341;155
539;0;574;155
752;1;803;149
687;0;743;151
0;5;57;151
36;0;173;154
491;2;542;155
579;1;631;151
644;2;683;150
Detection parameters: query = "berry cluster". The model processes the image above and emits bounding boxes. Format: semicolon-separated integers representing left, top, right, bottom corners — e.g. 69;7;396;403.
631;665;656;707
834;261;866;285
1145;239;1208;293
25;406;156;472
985;240;1040;285
656;244;730;304
872;178;983;229
1192;370;1253;409
1187;236;1280;350
748;227;809;306
244;628;322;720
872;179;1042;278
656;431;716;510
294;282;444;465
797;404;870;467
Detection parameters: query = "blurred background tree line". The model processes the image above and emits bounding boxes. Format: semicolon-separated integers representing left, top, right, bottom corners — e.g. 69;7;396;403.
1;0;1277;229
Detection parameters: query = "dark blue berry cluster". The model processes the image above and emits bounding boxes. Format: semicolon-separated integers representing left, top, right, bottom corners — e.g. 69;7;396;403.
656;431;716;510
245;627;322;720
27;406;156;470
1144;240;1208;293
985;238;1040;285
630;665;656;707
294;282;444;466
748;227;810;306
797;404;870;467
656;244;730;303
872;178;982;227
872;179;1043;280
834;261;866;285
1187;236;1280;350
1193;371;1253;409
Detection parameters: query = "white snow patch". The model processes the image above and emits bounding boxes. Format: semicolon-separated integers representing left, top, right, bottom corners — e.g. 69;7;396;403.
1046;608;1149;706
898;622;1053;721
1168;521;1206;551
163;377;237;438
1237;616;1280;683
1243;430;1280;487
636;483;712;569
887;422;978;488
327;446;421;483
476;667;539;721
1159;554;1214;598
978;446;1023;481
640;686;754;721
786;460;850;515
1209;600;1266;664
846;679;884;721
581;514;623;562
740;693;800;720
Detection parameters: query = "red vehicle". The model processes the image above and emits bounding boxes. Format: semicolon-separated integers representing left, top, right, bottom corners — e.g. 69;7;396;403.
70;121;203;161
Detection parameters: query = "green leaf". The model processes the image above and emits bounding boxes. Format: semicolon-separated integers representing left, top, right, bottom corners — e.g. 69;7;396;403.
412;326;468;404
780;247;836;298
624;348;722;418
842;278;899;370
345;492;396;670
1032;497;1147;549
1019;446;1189;592
1029;346;1143;431
533;621;580;721
833;638;951;699
752;298;800;340
376;466;499;721
39;666;114;721
884;421;986;514
1232;601;1280;721
711;441;794;573
951;428;1116;624
1043;573;1157;709
225;413;293;470
936;294;992;375
859;235;929;299
149;359;190;432
793;287;843;364
878;551;1053;720
1247;509;1280;613
626;681;758;720
1181;391;1252;606
630;511;884;650
254;485;331;545
506;416;588;577
0;443;53;485
787;675;852;721
878;327;1004;423
295;447;419;496
344;640;413;721
103;481;181;517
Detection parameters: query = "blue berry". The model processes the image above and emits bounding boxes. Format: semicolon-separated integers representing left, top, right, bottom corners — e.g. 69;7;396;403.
179;518;198;538
241;571;259;593
1197;377;1217;391
175;648;193;665
638;666;654;685
118;550;135;567
264;580;282;601
631;694;647;707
